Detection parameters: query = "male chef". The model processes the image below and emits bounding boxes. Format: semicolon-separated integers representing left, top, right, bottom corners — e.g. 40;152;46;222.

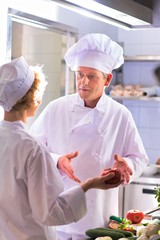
31;33;149;240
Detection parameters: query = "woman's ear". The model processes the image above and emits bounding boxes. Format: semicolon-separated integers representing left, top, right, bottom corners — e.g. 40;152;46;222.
104;73;112;87
36;99;42;106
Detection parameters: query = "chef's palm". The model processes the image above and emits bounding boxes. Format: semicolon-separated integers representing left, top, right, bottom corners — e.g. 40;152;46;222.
57;151;81;183
113;154;133;184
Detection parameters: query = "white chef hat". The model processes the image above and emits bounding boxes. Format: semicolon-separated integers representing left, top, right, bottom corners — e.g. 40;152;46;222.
0;56;34;112
64;33;124;74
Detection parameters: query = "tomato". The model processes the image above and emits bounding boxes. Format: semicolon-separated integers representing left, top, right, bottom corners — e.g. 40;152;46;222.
100;168;121;184
126;209;144;224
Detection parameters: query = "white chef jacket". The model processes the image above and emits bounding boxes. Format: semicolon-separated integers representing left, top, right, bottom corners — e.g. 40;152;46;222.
30;92;149;236
0;120;87;240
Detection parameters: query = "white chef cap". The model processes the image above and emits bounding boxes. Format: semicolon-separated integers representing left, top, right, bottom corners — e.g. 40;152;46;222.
0;56;34;112
64;33;124;74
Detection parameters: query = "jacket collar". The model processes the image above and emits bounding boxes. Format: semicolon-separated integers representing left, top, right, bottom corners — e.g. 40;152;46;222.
73;91;107;113
0;120;29;131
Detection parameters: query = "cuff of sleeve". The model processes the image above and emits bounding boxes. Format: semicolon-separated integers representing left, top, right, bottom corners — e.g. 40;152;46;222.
50;153;61;166
60;185;87;222
123;157;148;183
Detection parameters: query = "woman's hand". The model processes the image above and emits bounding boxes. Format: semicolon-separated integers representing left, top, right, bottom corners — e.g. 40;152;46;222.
113;154;133;184
57;151;81;183
81;171;123;192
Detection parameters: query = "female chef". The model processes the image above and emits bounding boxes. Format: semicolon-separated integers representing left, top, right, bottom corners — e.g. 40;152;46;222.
0;56;122;240
30;33;149;240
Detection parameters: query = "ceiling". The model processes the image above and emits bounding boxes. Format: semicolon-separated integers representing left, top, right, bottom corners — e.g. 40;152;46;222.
125;0;160;27
95;0;160;27
59;0;160;28
132;0;153;9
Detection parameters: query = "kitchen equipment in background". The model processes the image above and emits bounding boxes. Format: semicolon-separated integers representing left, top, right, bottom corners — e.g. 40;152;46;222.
143;206;160;215
142;164;159;177
120;175;160;218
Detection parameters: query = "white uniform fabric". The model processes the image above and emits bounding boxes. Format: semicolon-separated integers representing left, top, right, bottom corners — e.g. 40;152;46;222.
30;93;149;238
0;120;87;240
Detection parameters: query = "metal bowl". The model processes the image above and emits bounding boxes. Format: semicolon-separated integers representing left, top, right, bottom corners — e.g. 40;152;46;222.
142;164;158;176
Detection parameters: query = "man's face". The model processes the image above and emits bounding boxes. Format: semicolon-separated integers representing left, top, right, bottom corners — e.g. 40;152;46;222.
75;66;112;108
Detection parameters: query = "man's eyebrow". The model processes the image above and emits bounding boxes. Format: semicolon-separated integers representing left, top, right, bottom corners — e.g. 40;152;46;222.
77;71;97;74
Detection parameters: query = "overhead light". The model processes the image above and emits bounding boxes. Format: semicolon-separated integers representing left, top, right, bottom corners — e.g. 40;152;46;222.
7;0;59;22
11;16;48;30
6;0;151;29
60;0;151;27
52;0;127;29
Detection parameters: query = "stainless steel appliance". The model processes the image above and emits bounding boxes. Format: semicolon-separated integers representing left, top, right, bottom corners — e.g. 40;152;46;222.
120;174;160;218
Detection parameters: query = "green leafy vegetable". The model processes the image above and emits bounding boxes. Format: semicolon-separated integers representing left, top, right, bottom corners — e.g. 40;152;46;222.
154;186;160;207
118;218;134;230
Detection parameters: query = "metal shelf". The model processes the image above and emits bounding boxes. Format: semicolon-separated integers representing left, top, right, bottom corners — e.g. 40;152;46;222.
111;96;160;101
124;55;160;62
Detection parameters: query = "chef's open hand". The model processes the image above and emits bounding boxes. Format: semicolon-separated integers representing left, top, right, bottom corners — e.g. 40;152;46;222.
57;151;81;183
113;154;133;184
81;171;123;192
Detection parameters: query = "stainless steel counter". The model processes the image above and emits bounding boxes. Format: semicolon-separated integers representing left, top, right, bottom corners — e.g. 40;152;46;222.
132;173;160;185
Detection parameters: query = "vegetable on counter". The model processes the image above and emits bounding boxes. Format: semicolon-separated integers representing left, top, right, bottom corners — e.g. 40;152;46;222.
136;220;160;240
110;216;123;223
155;187;160;207
85;216;160;240
85;227;134;240
126;210;144;224
85;228;125;240
109;216;136;234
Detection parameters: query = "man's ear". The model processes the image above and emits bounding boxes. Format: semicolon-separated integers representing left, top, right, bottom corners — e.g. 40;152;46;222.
104;73;112;87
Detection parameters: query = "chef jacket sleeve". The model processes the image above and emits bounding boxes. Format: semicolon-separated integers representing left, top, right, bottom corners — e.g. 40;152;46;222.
27;141;87;226
50;153;61;166
121;110;149;182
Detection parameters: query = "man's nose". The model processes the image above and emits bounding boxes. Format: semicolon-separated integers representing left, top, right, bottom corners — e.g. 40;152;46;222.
81;75;89;85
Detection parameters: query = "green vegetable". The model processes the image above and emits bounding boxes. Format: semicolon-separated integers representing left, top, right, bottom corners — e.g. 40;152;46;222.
85;228;125;240
154;187;160;207
110;215;123;223
119;218;133;230
91;228;133;237
111;229;133;237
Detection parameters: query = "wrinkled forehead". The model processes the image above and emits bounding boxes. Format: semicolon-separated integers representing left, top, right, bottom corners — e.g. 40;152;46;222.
76;66;103;74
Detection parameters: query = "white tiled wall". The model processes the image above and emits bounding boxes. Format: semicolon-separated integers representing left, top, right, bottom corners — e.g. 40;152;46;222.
123;62;159;86
119;28;160;164
5;1;160;164
12;22;77;127
119;28;160;56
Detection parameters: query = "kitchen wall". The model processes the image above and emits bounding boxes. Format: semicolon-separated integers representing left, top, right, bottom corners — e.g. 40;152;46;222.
1;0;160;163
3;0;120;126
12;23;63;100
11;22;76;126
118;28;160;164
45;3;119;41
